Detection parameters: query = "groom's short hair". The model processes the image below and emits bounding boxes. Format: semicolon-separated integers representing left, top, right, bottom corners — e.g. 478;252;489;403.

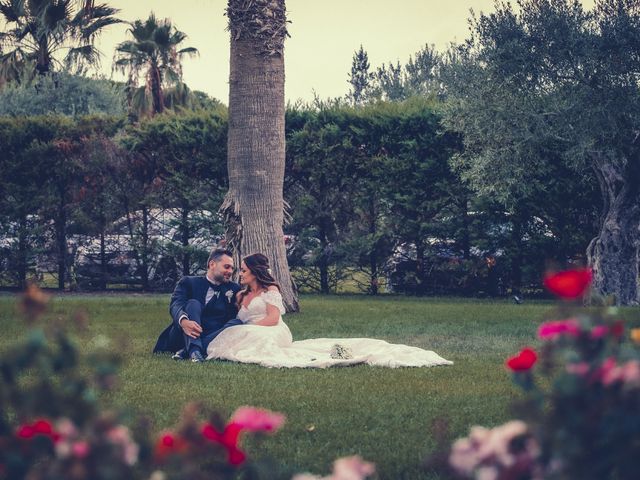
208;248;233;265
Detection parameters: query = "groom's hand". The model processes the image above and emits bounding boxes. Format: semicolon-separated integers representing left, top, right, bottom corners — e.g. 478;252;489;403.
181;319;203;339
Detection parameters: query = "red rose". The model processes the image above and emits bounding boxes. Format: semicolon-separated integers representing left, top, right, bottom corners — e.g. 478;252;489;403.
611;321;624;338
543;268;592;299
201;407;285;467
154;431;188;461
506;347;538;371
16;425;35;439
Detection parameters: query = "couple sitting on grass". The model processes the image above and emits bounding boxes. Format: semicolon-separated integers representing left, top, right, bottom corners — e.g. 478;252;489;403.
153;248;452;368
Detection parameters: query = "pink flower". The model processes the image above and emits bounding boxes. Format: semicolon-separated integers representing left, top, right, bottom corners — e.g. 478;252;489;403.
291;455;375;480
202;407;285;466
332;455;376;480
106;425;139;466
595;357;618;385
72;441;90;459
229;406;286;433
590;325;609;339
622;360;640;387
55;418;78;439
538;319;581;340
566;362;590;376
449;421;538;478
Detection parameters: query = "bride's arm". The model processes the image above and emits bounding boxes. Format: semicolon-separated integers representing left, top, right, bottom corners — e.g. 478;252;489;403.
253;303;280;326
253;287;284;326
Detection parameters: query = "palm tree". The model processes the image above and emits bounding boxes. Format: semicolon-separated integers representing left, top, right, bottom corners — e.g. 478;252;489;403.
113;13;198;117
0;0;121;83
222;0;298;311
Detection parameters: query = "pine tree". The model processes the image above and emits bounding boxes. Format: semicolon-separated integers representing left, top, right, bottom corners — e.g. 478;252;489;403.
347;45;374;105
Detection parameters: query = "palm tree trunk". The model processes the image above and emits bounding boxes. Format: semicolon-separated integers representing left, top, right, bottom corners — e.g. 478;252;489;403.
222;0;298;311
150;63;164;115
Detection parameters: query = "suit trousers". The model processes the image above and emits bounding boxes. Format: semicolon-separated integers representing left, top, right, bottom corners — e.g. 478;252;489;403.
182;299;242;354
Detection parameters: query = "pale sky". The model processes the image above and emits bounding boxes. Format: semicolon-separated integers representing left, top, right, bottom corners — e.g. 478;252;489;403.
82;0;591;104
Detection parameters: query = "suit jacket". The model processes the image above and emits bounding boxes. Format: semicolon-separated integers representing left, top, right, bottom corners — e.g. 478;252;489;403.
153;276;241;354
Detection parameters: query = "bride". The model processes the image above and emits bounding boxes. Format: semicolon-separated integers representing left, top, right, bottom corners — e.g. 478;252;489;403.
206;253;452;368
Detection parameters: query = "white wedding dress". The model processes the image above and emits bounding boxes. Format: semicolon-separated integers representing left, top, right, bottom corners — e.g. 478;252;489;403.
206;290;453;368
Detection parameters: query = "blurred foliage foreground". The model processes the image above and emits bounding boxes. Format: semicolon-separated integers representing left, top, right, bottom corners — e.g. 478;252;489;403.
2;271;640;480
0;285;374;480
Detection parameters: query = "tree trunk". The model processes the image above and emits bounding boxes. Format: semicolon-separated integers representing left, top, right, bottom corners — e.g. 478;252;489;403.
222;0;298;311
509;212;523;294
319;241;330;295
141;206;150;290
460;197;471;260
368;198;379;295
17;212;27;289
99;228;107;290
150;63;164;115
56;196;67;290
181;207;191;276
587;156;640;305
416;243;426;293
36;39;50;75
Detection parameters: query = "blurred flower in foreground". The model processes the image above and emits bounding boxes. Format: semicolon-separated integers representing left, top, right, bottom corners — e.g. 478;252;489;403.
292;455;375;480
18;283;50;322
505;347;537;371
543;268;592;299
449;421;541;480
537;318;581;340
201;406;285;465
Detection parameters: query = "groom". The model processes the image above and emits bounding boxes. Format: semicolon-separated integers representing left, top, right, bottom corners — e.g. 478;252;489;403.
153;248;242;362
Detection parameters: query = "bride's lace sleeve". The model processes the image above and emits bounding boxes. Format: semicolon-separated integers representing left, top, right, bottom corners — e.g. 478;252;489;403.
262;290;286;315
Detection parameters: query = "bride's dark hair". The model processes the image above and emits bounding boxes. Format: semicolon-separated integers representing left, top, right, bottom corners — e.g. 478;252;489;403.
237;253;280;307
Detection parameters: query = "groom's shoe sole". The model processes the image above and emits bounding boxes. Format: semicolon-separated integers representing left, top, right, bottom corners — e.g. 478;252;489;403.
189;350;205;363
172;349;186;361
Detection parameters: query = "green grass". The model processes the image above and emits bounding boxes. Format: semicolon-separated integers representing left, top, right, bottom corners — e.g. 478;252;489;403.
1;293;639;479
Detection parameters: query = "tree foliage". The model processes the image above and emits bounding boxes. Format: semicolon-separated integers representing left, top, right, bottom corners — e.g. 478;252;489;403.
113;13;198;118
442;0;638;304
0;72;125;116
0;0;121;83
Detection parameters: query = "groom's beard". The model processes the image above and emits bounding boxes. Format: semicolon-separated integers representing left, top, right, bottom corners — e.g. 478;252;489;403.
212;272;231;283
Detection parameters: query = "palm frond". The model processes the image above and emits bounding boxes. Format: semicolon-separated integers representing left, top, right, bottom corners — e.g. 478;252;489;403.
42;0;72;31
177;46;198;56
64;43;100;73
129;83;152;117
80;15;121;41
0;0;25;23
0;47;33;84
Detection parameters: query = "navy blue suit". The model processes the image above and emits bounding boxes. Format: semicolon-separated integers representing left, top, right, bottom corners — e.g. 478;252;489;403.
153;276;241;354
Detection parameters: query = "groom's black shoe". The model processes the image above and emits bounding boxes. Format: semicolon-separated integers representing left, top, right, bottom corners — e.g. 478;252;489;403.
189;349;205;363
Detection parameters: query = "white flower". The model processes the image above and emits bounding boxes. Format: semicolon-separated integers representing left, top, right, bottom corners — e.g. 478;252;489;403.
330;344;353;359
225;290;234;303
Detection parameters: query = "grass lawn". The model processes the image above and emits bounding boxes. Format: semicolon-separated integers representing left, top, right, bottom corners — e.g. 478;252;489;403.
1;293;639;479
